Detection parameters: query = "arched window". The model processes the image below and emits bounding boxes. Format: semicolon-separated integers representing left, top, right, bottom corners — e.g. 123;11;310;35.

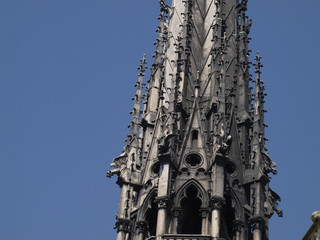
191;130;199;148
220;195;236;240
145;194;158;237
192;130;198;140
178;185;202;234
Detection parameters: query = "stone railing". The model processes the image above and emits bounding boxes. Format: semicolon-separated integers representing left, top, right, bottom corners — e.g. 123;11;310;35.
162;234;212;240
146;237;156;240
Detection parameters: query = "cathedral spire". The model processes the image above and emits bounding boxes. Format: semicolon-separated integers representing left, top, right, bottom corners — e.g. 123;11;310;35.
109;1;281;240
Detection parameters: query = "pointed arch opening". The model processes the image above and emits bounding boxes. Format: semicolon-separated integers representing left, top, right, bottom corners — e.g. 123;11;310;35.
145;195;158;237
137;189;158;238
220;188;243;240
178;185;202;234
220;195;236;239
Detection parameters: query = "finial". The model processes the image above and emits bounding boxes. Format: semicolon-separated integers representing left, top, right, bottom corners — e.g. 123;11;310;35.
253;51;263;115
238;0;248;11
311;211;320;223
151;0;169;72
138;54;147;76
159;0;169;13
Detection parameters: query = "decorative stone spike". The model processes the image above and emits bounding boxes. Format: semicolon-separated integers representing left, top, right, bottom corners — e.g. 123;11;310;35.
253;52;265;144
126;55;146;143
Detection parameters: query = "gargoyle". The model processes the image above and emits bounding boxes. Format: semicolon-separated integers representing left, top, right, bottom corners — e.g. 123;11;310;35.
265;189;283;218
262;151;277;175
106;154;127;178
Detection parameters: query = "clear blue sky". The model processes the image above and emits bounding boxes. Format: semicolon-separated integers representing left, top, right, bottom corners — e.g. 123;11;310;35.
1;1;319;240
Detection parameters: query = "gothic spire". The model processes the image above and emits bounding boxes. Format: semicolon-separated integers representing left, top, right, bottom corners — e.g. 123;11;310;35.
143;0;169;118
153;0;169;68
252;52;264;147
109;2;281;239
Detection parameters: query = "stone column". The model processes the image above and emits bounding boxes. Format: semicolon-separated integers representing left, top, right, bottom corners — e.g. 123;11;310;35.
117;231;126;240
250;217;265;240
250;180;265;240
136;221;147;240
210;156;225;240
210;197;224;240
156;198;169;240
116;183;131;240
171;209;181;234
118;184;129;218
201;209;210;235
233;221;244;240
252;226;262;240
155;160;171;239
116;219;131;240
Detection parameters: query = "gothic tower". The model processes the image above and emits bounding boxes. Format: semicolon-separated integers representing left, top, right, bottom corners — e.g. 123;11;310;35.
108;1;282;240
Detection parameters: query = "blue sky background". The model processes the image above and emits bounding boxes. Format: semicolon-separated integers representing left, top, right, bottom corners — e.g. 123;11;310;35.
1;1;319;240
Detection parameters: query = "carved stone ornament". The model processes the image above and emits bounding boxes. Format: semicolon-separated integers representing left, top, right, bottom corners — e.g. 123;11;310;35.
157;199;169;209
233;220;244;232
311;211;320;223
136;221;147;233
172;208;181;218
107;154;127;178
209;196;225;210
249;216;265;231
115;218;131;233
200;209;210;218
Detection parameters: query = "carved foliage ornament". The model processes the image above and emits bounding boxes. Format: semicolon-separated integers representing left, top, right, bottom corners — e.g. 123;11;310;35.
115;219;131;233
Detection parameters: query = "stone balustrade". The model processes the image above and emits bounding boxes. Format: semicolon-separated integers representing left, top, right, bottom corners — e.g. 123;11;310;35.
162;234;212;240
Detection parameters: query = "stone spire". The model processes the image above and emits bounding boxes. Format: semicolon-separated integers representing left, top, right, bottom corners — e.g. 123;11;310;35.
127;55;146;146
109;1;281;240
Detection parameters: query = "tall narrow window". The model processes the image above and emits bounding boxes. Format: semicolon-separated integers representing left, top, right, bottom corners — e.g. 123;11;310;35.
220;196;236;240
191;130;199;148
145;195;158;237
178;186;202;234
192;130;198;140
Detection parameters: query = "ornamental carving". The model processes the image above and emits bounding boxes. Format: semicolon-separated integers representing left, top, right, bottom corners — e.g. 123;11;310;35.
209;197;225;210
115;219;131;233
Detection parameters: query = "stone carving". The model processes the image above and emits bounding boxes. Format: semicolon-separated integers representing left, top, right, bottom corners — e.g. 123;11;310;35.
209;197;225;211
156;198;170;209
115;219;131;233
265;188;283;217
249;217;265;231
107;154;127;178
233;220;244;232
136;221;147;234
312;211;320;223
